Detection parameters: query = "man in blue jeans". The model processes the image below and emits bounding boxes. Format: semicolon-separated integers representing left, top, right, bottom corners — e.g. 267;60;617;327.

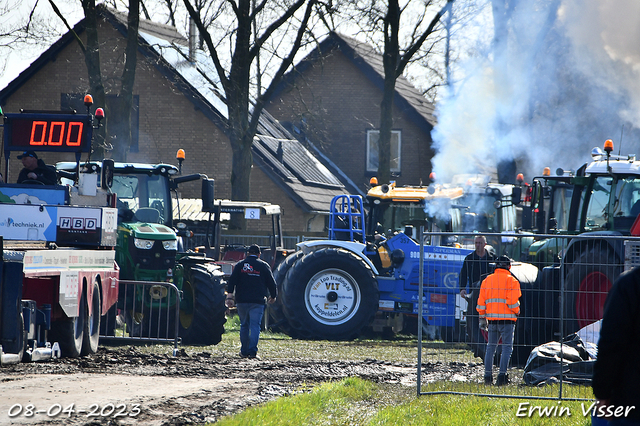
226;244;277;359
476;255;521;385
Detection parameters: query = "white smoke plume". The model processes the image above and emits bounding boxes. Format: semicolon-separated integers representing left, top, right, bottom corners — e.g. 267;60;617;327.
432;0;640;184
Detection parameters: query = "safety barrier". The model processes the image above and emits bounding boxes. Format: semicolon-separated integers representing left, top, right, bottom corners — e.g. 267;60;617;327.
415;232;640;401
99;280;181;355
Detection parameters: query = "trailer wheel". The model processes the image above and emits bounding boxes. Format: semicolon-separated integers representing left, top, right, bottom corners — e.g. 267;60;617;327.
178;264;226;345
266;251;303;335
51;291;86;358
565;246;620;335
81;282;101;355
281;248;379;340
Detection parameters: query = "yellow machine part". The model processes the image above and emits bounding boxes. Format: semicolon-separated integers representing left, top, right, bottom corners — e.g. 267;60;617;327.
367;183;463;201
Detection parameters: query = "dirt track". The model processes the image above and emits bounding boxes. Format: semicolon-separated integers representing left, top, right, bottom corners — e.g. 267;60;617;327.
0;344;482;425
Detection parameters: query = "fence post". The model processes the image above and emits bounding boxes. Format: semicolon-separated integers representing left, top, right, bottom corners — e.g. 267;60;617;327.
559;257;565;400
417;225;424;396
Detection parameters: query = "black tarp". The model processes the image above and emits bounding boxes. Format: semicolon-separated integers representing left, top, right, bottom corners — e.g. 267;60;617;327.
523;333;597;386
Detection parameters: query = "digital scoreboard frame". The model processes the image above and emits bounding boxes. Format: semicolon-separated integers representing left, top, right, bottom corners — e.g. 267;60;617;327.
3;112;93;154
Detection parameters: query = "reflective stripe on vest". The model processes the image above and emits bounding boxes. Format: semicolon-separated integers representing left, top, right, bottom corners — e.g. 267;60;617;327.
487;312;518;319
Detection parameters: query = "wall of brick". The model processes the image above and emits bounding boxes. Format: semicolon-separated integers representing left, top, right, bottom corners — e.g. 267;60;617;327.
266;46;435;192
247;165;319;235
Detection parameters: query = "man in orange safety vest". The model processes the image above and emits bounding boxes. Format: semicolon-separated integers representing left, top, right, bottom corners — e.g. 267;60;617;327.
476;255;521;386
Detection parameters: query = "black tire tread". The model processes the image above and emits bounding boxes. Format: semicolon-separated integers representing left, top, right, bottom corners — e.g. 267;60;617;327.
179;263;227;345
81;282;101;355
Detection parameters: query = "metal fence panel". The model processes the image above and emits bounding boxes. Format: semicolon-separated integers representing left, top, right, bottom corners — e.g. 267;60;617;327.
100;280;181;355
416;232;640;400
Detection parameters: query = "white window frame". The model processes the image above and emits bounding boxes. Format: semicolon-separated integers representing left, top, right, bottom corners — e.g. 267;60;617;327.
366;129;401;173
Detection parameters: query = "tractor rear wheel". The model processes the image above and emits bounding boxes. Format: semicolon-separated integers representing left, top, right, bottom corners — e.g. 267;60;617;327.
178;263;226;345
564;246;620;336
281;248;379;340
81;281;101;355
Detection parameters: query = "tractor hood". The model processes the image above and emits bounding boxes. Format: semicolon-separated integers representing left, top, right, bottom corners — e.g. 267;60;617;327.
122;222;177;240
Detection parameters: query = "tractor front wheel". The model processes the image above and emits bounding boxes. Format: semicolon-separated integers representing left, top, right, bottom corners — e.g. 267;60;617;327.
178;263;226;345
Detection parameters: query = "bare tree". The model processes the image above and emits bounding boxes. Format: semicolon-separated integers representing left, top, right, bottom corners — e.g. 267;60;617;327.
182;0;321;207
0;1;69;84
48;0;140;161
347;0;452;185
110;0;140;161
46;0;109;158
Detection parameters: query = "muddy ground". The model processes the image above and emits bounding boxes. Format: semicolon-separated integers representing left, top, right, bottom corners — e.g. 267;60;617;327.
0;344;484;426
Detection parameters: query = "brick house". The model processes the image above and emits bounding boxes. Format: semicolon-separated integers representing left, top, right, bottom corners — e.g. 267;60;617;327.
0;7;354;238
267;32;437;193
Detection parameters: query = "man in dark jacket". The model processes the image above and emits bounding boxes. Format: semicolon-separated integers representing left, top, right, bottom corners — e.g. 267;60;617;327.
17;151;57;185
226;244;277;359
459;235;495;348
592;267;640;423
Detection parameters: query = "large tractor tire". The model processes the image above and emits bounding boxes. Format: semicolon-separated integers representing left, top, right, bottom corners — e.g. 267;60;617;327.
280;248;379;341
564;246;620;336
266;251;303;335
81;282;101;355
178;263;227;345
50;290;86;358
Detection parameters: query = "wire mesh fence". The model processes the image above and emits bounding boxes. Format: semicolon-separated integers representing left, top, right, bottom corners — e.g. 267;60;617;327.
416;232;640;400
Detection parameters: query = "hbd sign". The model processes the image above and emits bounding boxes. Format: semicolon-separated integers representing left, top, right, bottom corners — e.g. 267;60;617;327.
59;217;98;231
56;207;102;245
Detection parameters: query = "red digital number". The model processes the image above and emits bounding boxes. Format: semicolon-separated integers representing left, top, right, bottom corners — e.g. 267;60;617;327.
66;122;83;147
48;121;65;146
29;121;84;147
30;121;47;146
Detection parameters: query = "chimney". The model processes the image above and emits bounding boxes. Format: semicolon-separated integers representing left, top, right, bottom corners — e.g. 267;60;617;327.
189;18;196;63
277;140;284;163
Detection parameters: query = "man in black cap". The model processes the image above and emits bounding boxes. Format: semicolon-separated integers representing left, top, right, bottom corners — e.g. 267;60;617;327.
17;151;57;185
226;244;277;359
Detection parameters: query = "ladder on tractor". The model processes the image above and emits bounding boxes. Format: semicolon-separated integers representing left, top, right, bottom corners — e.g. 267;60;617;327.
328;195;366;243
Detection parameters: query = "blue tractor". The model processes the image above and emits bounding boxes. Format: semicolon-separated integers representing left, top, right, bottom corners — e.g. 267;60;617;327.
270;183;477;341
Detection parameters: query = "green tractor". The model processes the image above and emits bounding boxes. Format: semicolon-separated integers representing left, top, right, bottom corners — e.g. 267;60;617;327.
57;159;226;345
522;167;575;268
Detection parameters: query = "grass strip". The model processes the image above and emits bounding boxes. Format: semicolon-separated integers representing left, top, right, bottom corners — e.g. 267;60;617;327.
214;378;594;426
